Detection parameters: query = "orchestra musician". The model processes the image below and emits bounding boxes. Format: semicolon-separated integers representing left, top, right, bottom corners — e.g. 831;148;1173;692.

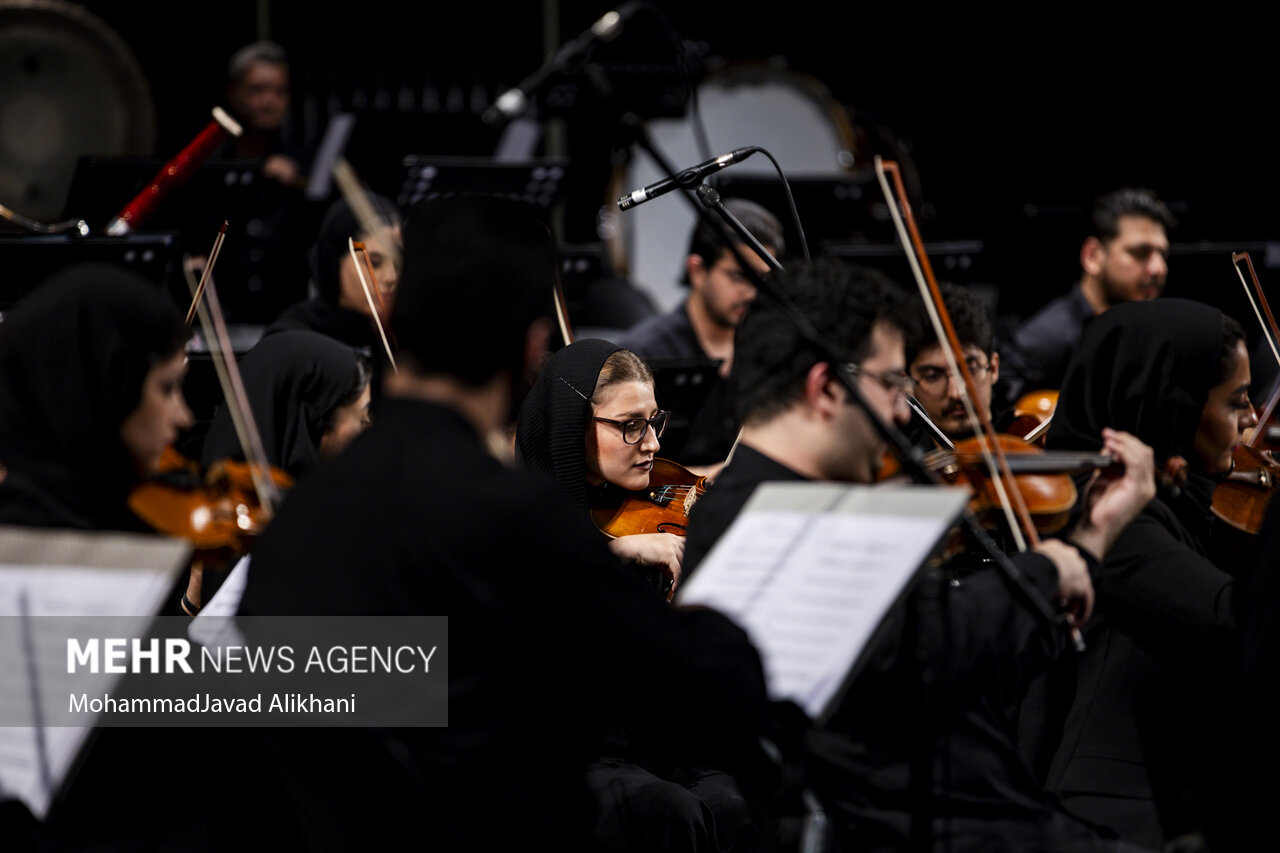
235;194;772;850
0;263;192;530
1000;188;1174;405
200;329;372;481
682;257;1158;852
1022;299;1260;850
263;192;401;357
620;198;784;469
904;281;1010;444
515;338;762;851
516;340;684;589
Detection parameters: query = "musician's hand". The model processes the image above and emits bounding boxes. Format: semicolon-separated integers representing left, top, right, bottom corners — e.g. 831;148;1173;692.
1034;538;1094;627
609;533;685;590
1069;429;1156;560
263;154;301;187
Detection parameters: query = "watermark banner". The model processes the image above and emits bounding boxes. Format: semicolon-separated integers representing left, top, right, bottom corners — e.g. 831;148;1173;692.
1;615;448;727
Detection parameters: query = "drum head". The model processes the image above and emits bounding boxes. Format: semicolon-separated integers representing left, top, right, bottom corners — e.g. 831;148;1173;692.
616;62;862;308
0;0;155;222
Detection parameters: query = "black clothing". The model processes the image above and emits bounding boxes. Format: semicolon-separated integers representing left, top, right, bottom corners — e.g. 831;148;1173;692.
1000;285;1094;403
200;330;362;479
0;264;187;530
264;297;379;354
684;444;1142;852
1025;299;1244;848
516;338;622;512
261;194;401;358
620;304;739;466
515;340;761;851
237;397;770;850
622;302;707;361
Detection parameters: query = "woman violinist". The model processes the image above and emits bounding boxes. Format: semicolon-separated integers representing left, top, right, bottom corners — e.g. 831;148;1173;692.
264;192;400;355
0;263;193;530
1023;298;1260;849
200;329;372;480
514;337;761;853
516;339;686;590
184;329;373;616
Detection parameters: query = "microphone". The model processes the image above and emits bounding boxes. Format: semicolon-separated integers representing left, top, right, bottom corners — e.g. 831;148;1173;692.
482;3;642;126
616;147;760;211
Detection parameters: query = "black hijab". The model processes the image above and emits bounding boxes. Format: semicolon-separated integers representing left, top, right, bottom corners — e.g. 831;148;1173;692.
1048;299;1229;534
200;330;363;480
0;264;188;529
516;340;622;512
264;193;400;351
1048;299;1225;463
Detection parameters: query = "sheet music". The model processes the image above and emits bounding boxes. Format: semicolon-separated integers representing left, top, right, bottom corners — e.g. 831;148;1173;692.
678;483;967;721
0;526;188;819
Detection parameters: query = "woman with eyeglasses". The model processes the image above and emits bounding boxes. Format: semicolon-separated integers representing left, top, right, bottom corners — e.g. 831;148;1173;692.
515;337;764;853
516;339;685;592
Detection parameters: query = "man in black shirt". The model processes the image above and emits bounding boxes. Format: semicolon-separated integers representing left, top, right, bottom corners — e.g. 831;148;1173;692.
621;198;783;468
1000;188;1173;403
684;258;1157;852
904;283;1011;446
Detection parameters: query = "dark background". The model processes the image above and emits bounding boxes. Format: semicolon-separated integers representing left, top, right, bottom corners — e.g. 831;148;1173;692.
61;1;1280;328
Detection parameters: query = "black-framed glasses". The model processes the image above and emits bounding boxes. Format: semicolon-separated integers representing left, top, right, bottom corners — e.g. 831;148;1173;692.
846;364;915;396
593;410;671;445
911;357;990;393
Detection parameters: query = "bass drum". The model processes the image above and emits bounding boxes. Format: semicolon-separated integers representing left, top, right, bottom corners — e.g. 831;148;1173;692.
608;61;920;309
0;0;155;224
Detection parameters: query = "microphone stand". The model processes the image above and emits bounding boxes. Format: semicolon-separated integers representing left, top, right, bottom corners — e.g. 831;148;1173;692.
581;60;1067;852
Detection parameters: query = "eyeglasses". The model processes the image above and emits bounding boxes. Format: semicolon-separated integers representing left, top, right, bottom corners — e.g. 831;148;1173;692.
593;410;671;445
911;358;991;393
846;364;915;397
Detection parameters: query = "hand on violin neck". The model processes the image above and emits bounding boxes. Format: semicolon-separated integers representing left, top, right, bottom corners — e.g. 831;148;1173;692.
1033;538;1094;627
609;533;685;591
1068;429;1157;560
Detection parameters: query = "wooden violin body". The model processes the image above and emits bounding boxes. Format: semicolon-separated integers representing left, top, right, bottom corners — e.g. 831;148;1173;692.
129;446;293;553
590;457;708;538
1212;444;1280;536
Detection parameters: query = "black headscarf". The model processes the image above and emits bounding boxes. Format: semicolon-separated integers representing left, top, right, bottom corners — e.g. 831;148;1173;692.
516;340;622;512
1048;299;1225;463
0;263;188;529
200;330;363;480
263;192;400;351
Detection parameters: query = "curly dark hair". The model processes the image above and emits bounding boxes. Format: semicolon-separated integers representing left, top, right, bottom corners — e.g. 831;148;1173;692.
733;258;914;425
903;282;993;365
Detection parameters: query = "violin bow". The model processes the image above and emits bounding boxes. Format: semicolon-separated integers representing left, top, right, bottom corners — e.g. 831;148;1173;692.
1232;252;1280;447
333;158;401;371
553;274;575;347
347;238;398;372
874;156;1038;553
185;221;228;326
182;239;280;515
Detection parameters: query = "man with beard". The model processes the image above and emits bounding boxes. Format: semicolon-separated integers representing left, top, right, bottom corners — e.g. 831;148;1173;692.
904;282;1007;444
1001;188;1173;403
620;198;783;469
682;257;1158;852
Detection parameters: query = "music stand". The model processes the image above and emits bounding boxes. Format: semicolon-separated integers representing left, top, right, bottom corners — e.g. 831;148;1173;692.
0;233;179;312
397;156;569;212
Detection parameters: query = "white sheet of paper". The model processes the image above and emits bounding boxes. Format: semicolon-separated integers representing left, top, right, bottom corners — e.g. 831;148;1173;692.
678;483;967;721
0;526;189;820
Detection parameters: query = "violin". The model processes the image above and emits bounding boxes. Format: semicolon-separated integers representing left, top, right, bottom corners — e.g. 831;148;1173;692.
1007;389;1058;447
1212;252;1280;537
129;446;294;552
589;457;709;538
881;433;1112;535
